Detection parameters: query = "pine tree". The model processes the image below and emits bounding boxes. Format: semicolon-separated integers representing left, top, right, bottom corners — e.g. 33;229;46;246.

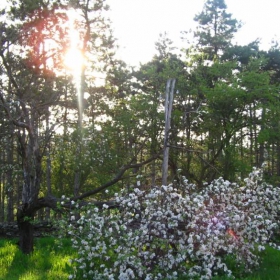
194;0;241;60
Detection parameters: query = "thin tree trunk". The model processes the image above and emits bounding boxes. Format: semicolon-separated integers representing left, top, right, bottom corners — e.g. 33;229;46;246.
1;150;6;221
0;172;3;222
45;109;51;220
249;103;254;167
271;144;275;176
277;140;280;177
259;106;266;167
16;152;21;211
6;130;14;222
162;79;175;185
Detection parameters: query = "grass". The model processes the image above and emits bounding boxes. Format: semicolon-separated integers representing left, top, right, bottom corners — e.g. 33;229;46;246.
210;246;280;280
0;237;280;279
245;246;280;280
0;237;76;280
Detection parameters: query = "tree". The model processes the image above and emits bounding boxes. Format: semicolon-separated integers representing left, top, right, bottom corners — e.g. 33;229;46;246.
0;0;162;254
193;0;241;60
131;34;190;186
0;0;114;253
0;6;64;250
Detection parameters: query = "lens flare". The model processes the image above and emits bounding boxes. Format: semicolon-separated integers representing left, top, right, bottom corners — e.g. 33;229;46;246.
64;8;84;125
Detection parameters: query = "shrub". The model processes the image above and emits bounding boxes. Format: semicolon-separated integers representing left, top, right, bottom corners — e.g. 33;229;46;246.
60;167;280;279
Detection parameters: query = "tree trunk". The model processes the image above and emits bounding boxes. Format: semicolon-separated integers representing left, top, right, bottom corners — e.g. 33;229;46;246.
0;173;4;222
16;122;42;254
45;110;52;220
6;126;14;222
162;79;175;185
258;106;266;167
17;206;34;254
277;140;280;177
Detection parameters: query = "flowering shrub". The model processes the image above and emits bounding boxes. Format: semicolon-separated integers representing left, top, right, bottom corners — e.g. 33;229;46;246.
60;167;280;279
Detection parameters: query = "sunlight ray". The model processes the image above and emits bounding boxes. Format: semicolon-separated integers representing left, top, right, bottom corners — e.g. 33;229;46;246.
65;8;84;126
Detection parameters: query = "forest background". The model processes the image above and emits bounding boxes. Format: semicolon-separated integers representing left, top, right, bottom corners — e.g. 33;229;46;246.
1;0;280;254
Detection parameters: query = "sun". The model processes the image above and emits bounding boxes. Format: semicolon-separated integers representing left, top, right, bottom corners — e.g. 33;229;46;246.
64;47;84;78
63;9;84;80
20;6;85;80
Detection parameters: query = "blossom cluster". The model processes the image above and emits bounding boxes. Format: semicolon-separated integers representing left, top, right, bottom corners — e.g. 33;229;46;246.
60;167;280;279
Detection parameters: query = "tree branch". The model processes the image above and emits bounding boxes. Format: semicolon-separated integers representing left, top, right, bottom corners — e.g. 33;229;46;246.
73;151;162;201
31;151;162;212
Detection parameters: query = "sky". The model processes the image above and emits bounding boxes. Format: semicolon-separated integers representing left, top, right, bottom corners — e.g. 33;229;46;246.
107;0;280;66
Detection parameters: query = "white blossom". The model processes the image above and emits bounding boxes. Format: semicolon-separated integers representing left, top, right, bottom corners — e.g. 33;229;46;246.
60;167;280;280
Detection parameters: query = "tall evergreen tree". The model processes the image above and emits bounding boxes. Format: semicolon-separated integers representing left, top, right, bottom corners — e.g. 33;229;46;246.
193;0;241;59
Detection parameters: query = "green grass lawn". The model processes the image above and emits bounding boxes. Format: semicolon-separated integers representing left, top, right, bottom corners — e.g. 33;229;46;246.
241;246;280;280
0;237;280;280
0;237;76;280
206;246;280;280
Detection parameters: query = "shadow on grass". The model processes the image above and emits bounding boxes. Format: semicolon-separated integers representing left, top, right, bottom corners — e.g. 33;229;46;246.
0;237;74;280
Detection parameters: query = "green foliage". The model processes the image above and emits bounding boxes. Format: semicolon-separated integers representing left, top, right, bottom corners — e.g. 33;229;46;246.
193;0;241;59
221;41;260;65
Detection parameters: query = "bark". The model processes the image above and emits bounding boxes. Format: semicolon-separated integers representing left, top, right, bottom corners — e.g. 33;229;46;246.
162;79;176;185
16;195;58;254
17;207;34;254
277;140;280;177
0;173;3;222
16;121;42;254
45;110;52;220
6;125;14;222
258;106;266;167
